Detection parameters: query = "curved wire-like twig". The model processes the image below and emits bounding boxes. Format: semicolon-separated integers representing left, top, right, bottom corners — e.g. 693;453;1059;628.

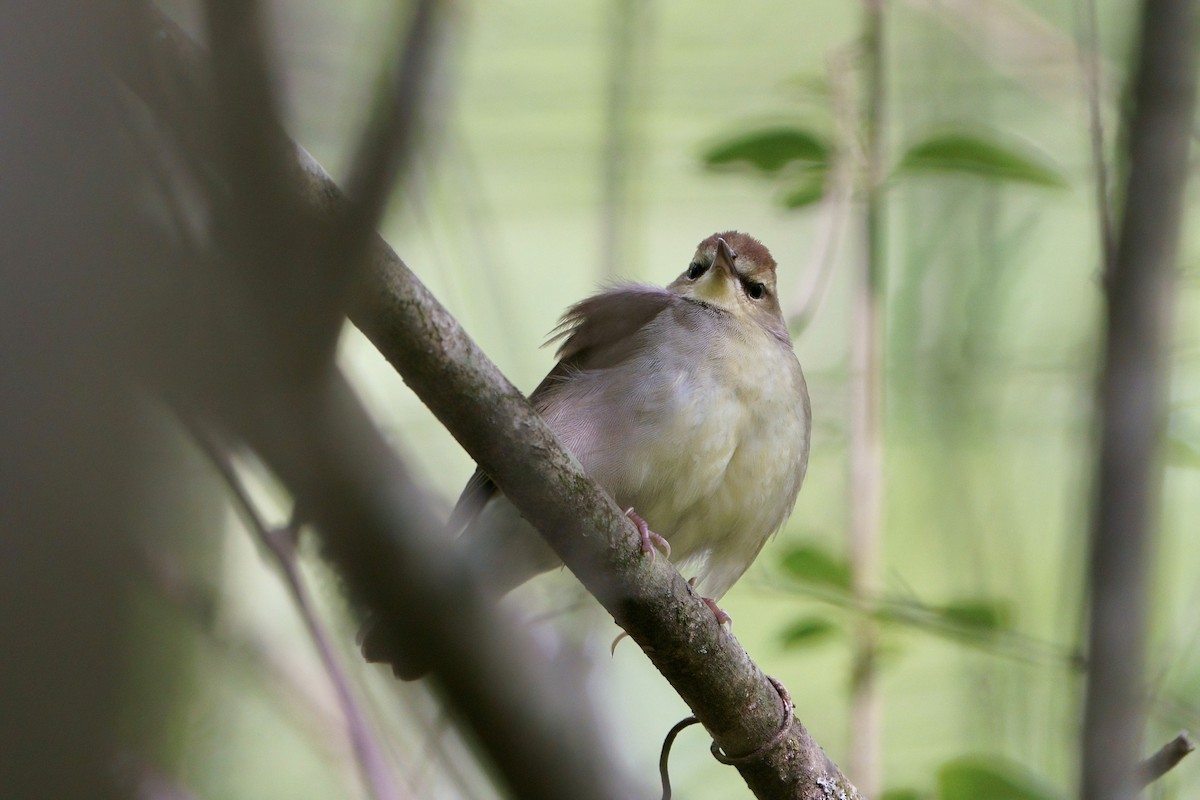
709;677;795;766
658;676;796;800
658;715;701;800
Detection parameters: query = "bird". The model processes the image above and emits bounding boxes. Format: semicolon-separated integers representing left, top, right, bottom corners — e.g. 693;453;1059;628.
364;231;810;673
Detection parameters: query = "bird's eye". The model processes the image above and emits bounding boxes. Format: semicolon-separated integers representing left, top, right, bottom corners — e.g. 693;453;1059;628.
687;261;708;280
747;282;766;300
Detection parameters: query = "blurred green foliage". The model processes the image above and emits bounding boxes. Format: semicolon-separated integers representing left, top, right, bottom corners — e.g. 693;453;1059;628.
937;756;1060;800
896;131;1067;188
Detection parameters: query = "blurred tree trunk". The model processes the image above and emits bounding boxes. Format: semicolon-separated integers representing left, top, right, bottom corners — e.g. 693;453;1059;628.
0;3;172;797
1080;0;1197;798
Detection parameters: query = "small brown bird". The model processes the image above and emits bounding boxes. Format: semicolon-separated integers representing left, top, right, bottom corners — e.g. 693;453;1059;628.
459;231;810;608
365;231;810;673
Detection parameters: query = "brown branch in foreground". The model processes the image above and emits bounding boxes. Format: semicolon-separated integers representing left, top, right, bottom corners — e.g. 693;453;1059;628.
121;8;862;800
1080;0;1197;798
1137;731;1195;788
124;7;640;800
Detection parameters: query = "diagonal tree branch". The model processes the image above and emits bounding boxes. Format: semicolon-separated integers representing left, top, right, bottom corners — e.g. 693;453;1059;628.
344;99;862;800
122;6;862;798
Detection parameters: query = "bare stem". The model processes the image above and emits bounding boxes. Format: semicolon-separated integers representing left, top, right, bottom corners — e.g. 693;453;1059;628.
1137;731;1195;787
788;45;858;335
1079;0;1197;798
186;424;405;800
848;1;888;794
599;0;650;278
1075;0;1116;275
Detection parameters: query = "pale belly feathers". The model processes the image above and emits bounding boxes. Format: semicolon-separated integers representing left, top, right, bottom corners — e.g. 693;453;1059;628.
538;308;810;599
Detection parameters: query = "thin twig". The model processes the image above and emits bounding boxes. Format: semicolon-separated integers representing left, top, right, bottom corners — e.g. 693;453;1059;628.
185;423;405;800
141;543;414;789
788;44;858;335
1137;731;1195;787
755;576;1083;669
848;1;888;794
599;0;649;279
1075;0;1116;276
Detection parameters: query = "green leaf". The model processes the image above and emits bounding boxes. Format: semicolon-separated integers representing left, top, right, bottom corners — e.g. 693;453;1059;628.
779;545;851;590
937;599;1009;634
704;127;830;175
780;167;828;208
938;757;1060;800
897;131;1066;188
780;616;839;648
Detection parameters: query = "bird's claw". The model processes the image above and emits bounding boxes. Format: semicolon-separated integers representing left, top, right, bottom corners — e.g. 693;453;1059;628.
688;577;733;627
702;597;732;627
625;507;670;560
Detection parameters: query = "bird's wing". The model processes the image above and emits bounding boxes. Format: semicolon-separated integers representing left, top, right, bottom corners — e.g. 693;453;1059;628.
449;468;496;533
546;284;676;371
448;285;677;530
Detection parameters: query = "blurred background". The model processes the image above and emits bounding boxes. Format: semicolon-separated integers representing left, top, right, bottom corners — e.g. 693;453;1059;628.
63;0;1200;798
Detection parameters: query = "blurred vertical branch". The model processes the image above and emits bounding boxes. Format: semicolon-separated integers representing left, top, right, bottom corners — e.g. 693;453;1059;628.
848;0;888;795
600;0;650;278
1080;1;1197;799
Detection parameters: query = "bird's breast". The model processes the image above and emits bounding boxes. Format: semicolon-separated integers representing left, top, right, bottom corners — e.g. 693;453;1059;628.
544;312;810;598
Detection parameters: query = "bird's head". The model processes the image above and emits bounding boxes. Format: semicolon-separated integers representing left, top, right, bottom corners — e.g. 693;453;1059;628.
668;231;788;342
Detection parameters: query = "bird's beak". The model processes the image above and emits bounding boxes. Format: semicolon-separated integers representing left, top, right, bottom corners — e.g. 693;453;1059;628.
713;238;737;277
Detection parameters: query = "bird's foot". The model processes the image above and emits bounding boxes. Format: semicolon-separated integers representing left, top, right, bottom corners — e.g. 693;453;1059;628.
688;577;732;627
702;597;732;627
610;631;630;656
625;507;670;560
